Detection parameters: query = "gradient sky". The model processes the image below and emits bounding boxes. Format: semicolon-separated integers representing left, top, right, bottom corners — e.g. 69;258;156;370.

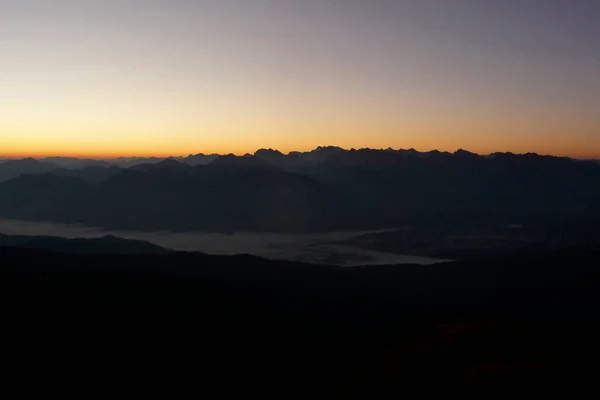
1;0;599;158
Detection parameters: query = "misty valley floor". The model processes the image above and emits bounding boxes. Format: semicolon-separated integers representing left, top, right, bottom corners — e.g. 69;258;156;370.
0;218;446;266
4;216;599;265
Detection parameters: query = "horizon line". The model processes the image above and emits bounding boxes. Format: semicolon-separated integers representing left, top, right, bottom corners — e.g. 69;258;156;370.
0;146;597;161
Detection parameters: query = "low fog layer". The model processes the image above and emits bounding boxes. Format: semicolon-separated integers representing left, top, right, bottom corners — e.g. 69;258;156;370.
0;219;445;266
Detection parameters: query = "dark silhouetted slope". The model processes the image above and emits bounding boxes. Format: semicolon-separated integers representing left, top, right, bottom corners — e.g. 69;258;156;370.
0;233;168;255
88;162;336;232
183;153;219;165
0;159;337;232
0;173;91;221
2;246;600;390
211;153;277;169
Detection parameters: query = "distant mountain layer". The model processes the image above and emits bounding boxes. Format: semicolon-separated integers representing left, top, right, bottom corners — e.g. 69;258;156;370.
0;158;59;181
0;153;220;181
0;233;168;255
0;148;599;232
0;160;334;232
41;157;111;168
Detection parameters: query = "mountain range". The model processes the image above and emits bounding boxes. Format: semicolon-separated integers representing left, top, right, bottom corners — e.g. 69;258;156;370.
1;147;599;232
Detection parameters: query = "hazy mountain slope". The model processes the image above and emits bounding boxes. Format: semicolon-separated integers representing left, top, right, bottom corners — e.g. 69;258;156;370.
0;161;337;232
49;165;123;183
108;156;183;168
40;157;110;169
0;158;59;182
0;174;91;221
307;149;600;227
86;163;337;232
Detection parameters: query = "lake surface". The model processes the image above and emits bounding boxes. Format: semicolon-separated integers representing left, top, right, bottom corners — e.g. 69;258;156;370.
0;218;447;266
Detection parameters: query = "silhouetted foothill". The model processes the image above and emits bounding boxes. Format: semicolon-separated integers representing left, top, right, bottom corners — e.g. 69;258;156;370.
0;233;168;255
2;245;600;389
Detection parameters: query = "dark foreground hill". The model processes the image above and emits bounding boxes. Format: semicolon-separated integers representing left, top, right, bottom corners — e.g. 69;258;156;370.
0;233;168;255
2;245;600;391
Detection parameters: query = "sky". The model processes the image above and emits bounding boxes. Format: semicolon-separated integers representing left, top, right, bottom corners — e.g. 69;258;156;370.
1;0;599;158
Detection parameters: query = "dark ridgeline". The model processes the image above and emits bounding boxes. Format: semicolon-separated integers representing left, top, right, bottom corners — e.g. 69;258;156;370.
0;233;168;255
1;147;599;232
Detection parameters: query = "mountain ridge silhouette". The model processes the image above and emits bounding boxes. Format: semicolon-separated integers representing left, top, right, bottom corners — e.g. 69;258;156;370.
1;146;599;232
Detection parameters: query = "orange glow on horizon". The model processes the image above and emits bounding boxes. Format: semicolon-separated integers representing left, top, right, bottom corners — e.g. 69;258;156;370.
1;141;597;160
2;1;598;163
